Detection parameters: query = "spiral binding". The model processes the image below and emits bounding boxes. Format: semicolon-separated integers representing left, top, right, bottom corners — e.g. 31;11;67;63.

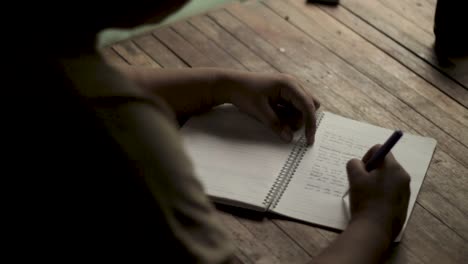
262;111;325;210
316;111;325;128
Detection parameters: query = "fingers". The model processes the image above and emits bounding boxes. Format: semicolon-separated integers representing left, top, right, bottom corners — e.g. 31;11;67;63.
287;114;304;131
256;99;293;142
272;101;304;131
360;144;410;187
346;158;368;187
383;152;411;186
362;144;401;170
278;78;317;145
313;99;321;110
361;144;382;163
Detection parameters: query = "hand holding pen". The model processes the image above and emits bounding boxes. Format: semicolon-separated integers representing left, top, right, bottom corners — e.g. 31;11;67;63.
342;130;403;198
343;130;411;241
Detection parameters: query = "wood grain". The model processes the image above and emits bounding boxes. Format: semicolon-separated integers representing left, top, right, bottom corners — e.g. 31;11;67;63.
316;2;468;108
152;26;216;68
112;40;161;67
378;0;435;34
188;15;275;73
171;21;245;70
265;0;468;145
133;34;187;69
339;0;468;88
99;47;128;66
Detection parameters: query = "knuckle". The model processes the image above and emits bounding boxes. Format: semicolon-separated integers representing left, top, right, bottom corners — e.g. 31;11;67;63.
315;100;321;108
396;168;411;185
346;158;359;171
305;100;316;111
402;172;411;184
280;73;295;82
371;144;382;152
267;118;281;130
277;74;297;88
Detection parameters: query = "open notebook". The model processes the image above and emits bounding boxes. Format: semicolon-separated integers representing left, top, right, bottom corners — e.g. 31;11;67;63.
181;105;437;241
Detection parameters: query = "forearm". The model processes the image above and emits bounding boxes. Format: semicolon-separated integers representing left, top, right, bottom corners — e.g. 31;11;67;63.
314;218;392;264
113;65;232;119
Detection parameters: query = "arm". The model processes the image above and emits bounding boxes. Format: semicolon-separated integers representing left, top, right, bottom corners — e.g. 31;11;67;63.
313;217;392;264
314;145;411;264
113;66;224;119
113;65;320;144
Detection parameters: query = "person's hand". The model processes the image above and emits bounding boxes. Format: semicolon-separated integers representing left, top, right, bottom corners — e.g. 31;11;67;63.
111;65;319;142
346;145;411;241
218;71;320;145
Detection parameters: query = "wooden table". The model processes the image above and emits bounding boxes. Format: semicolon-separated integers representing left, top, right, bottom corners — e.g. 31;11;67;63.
100;0;468;263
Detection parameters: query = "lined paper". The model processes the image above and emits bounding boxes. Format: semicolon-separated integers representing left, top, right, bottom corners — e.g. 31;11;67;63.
273;112;436;232
181;105;297;210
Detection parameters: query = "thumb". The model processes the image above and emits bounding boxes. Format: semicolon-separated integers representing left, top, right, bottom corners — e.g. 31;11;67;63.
346;158;368;188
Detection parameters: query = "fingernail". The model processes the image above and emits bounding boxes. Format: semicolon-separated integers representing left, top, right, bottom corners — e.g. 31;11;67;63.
281;128;293;142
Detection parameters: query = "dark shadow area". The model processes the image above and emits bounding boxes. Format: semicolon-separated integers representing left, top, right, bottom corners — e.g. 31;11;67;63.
215;203;265;221
216;201;343;234
268;212;342;233
306;0;340;7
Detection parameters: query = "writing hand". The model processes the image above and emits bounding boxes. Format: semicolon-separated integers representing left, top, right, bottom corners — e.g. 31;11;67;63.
346;145;411;241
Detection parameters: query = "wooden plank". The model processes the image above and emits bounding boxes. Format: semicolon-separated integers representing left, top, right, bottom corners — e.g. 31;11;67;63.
424;0;437;7
133;34;187;69
341;0;434;51
378;0;435;34
339;0;468;88
218;212;283;264
424;150;468;217
170;21;246;70
237;217;312;262
272;218;331;257
266;0;468;147
99;47;128;66
112;40;161;67
417;182;468;239
208;4;467;260
152;27;217;68
401;204;468;263
316;2;468;109
149;23;313;263
188;15;276;74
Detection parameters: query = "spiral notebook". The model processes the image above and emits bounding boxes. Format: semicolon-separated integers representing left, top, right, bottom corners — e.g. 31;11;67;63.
181;105;437;240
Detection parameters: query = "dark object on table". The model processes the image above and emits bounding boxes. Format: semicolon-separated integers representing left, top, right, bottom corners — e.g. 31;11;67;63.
307;0;340;6
433;0;468;64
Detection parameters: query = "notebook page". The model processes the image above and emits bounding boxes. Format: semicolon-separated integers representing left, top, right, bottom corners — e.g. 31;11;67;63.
272;112;436;232
181;105;298;210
